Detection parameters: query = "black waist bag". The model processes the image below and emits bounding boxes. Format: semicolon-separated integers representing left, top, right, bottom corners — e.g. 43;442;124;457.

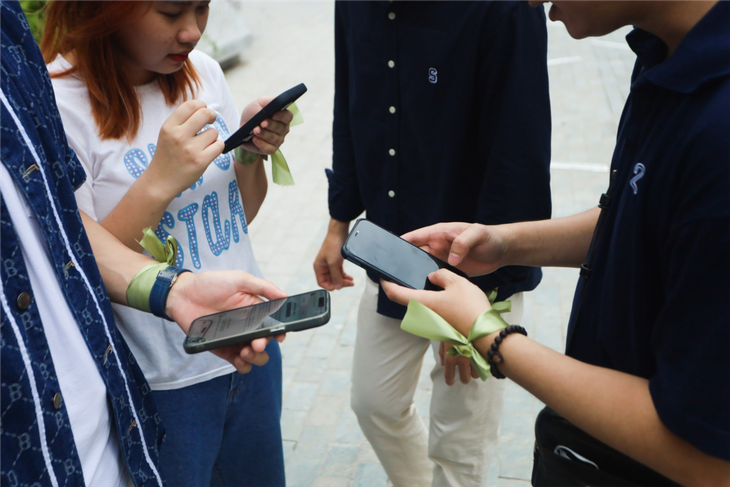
532;407;681;487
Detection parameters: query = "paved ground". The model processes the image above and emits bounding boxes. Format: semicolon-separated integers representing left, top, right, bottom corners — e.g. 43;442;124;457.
217;3;637;486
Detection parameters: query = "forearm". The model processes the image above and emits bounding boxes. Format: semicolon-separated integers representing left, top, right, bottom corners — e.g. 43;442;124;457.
81;211;155;305
501;207;599;268
474;333;729;486
98;170;175;252
235;157;267;224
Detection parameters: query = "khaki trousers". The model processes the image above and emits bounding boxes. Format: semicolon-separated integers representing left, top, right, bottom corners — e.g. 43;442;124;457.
351;279;524;487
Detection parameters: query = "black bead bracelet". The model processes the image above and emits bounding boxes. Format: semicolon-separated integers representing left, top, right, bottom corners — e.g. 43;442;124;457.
487;325;527;379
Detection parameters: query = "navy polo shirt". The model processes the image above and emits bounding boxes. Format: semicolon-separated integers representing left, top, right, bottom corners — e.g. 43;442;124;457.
328;1;552;318
566;2;730;460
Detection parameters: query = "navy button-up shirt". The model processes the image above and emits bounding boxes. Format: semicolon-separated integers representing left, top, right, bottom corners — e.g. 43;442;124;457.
1;2;164;485
567;2;730;460
328;1;552;318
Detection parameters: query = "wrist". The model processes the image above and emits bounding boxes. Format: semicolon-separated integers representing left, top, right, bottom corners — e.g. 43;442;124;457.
485;325;528;379
328;218;350;237
149;266;191;321
137;164;179;204
164;271;193;322
494;224;516;269
234;146;263;166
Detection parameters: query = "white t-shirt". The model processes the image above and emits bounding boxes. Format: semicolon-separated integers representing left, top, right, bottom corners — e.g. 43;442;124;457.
49;50;262;390
0;165;130;486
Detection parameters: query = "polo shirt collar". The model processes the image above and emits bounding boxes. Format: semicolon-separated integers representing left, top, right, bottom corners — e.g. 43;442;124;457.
626;1;730;93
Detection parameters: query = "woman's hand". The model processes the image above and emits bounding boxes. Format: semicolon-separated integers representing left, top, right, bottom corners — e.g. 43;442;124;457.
239;96;294;156
146;99;224;200
381;269;491;337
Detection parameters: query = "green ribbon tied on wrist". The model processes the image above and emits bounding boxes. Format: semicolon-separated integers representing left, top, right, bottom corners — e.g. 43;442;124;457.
126;227;180;313
233;101;304;186
400;290;512;381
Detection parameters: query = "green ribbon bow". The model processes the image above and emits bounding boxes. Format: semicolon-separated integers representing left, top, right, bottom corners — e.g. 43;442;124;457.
400;290;511;381
125;227;180;313
234;101;304;186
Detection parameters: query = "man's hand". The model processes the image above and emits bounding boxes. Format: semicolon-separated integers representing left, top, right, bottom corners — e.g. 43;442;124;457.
401;222;507;277
239;96;294;156
440;342;480;386
314;218;354;290
165;271;288;374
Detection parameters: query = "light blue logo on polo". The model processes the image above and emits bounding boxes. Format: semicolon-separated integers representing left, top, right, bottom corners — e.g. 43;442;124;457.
630;163;646;195
123;112;247;269
428;68;438;84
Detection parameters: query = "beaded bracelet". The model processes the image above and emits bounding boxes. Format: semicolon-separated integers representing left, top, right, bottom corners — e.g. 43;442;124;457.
486;325;527;379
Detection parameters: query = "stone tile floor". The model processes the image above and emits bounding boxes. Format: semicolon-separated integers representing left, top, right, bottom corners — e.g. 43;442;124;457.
217;3;636;485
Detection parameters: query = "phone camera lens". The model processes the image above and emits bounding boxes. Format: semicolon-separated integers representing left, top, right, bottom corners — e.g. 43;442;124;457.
318;297;324;308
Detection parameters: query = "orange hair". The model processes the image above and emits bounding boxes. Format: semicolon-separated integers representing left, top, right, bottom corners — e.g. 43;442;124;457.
41;1;201;141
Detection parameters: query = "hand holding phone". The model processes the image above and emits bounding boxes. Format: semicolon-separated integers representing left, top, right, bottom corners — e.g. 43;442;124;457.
184;289;330;354
341;219;469;291
223;83;307;154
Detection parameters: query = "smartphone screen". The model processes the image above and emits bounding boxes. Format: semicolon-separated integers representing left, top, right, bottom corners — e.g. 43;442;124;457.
344;220;440;289
186;290;328;347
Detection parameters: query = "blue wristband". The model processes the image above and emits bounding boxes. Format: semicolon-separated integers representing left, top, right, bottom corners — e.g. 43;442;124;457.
149;266;191;321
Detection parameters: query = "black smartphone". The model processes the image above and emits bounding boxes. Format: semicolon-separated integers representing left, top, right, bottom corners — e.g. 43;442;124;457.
222;83;307;154
341;219;469;290
183;289;330;354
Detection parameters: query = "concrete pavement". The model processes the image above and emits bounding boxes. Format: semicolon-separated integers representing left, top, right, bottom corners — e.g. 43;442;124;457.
219;3;637;485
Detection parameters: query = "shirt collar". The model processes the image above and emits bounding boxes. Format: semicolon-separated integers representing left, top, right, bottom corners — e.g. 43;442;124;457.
626;1;730;93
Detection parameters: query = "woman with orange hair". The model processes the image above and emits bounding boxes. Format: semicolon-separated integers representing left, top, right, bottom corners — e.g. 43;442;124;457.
42;2;291;485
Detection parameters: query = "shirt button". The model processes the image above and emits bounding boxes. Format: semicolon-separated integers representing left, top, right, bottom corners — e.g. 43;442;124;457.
52;392;63;409
388;60;395;68
16;292;31;310
388;190;395;198
389;106;396;114
388;149;396;156
388;12;396;20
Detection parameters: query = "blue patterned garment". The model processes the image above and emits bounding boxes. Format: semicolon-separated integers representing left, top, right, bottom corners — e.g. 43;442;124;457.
1;2;164;485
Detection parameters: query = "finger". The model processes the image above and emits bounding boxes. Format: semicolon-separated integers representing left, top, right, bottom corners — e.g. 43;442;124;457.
444;355;456;386
234;273;287;302
246;351;269;367
270;109;294;124
425;268;463;290
401;222;459;247
449;224;490;266
167;99;208;126
458;359;471;384
190;127;223;161
193;125;220;147
470;364;480;380
439;342;446;366
199;138;224;162
314;268;336;291
250;134;278;155
183;107;218;137
211;271;286;305
250;337;268;353
328;263;344;289
258;119;289;136
233;354;253;374
274;333;287;343
380;279;430;306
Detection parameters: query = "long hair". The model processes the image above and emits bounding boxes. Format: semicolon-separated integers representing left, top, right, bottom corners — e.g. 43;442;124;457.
41;1;201;140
